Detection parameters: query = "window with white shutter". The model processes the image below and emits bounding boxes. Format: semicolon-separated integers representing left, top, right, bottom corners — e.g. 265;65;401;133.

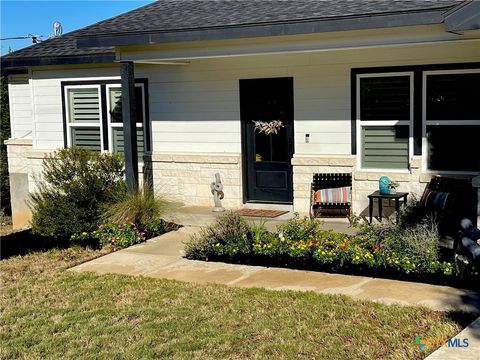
66;86;102;151
63;81;148;160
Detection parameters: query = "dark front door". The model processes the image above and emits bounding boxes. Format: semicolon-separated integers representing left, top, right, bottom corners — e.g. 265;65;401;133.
240;77;294;203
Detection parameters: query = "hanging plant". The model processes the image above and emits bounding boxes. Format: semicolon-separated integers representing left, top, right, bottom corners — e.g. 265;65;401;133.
252;120;284;135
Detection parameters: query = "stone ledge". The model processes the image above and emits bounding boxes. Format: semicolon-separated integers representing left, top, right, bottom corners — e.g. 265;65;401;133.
355;172;412;182
26;150;54;159
147;152;240;164
410;156;421;169
4;138;33;146
291;155;356;166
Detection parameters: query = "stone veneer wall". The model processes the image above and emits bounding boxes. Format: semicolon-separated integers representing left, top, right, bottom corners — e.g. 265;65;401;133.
6;146;479;227
5;139;34;229
292;155;433;217
146;153;242;209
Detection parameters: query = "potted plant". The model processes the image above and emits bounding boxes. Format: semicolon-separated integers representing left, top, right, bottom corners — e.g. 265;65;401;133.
389;181;400;194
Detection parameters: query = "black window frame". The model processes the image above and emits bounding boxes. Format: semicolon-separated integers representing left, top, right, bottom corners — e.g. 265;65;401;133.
357;72;413;170
351;62;480;173
61;78;151;155
423;69;480;173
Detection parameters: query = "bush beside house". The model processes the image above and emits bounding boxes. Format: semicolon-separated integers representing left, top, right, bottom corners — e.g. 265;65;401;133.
30;147;126;239
30;147;175;250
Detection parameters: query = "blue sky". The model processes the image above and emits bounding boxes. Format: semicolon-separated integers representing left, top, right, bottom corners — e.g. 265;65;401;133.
1;0;153;55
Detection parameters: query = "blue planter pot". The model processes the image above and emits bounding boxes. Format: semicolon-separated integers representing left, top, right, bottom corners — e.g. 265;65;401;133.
379;176;391;195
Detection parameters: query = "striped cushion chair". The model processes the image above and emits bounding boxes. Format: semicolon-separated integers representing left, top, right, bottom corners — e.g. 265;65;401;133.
310;173;352;218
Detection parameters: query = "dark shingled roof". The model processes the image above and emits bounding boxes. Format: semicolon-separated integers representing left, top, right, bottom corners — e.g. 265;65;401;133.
75;0;462;36
1;0;465;66
2;33;114;59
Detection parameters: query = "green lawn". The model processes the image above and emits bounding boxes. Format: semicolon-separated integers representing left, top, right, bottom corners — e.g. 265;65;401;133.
0;247;473;359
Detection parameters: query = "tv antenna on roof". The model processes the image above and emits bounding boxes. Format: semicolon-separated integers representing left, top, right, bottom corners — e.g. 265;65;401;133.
53;21;63;37
0;21;63;45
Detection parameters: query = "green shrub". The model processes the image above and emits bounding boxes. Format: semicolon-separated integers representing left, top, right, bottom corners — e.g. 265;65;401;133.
145;217;179;238
184;232;218;261
277;215;324;243
351;211;443;274
101;187;172;229
30;147;125;238
252;231;283;256
184;211;250;260
249;220;285;257
380;215;440;272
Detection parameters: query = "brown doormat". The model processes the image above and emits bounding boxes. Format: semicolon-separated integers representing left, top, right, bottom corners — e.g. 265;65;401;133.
235;209;289;218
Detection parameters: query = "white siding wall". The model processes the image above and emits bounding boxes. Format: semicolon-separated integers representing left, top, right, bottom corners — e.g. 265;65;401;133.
8;75;33;139
22;40;479;155
132;40;479;157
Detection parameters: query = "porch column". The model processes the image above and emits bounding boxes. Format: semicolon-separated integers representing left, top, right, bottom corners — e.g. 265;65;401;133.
120;61;138;192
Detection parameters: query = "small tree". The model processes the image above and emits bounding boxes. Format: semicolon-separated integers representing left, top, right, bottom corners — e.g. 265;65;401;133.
30;147;126;239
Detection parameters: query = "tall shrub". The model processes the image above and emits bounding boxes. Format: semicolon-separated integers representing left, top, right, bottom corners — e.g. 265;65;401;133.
30;147;125;238
101;187;172;229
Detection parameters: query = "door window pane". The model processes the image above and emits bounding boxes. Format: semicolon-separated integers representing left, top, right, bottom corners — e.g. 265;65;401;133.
254;127;288;163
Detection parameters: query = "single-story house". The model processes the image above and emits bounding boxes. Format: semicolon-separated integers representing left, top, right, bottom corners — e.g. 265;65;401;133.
2;0;480;229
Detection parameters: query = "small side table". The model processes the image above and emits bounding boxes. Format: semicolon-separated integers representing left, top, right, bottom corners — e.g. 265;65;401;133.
367;191;409;223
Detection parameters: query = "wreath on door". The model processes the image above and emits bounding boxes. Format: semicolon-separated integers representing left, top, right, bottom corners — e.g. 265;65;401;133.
252;120;284;135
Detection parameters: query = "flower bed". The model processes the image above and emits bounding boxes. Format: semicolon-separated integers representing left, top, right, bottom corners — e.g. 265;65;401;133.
71;219;179;251
185;212;479;288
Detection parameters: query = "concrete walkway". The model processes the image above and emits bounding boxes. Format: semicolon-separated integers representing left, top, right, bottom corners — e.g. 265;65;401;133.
71;226;480;314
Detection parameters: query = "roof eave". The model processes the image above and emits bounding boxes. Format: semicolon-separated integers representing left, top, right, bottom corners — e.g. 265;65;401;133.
0;53;116;74
76;9;448;48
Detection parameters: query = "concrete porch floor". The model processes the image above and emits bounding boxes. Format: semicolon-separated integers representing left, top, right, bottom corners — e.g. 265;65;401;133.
166;205;356;234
